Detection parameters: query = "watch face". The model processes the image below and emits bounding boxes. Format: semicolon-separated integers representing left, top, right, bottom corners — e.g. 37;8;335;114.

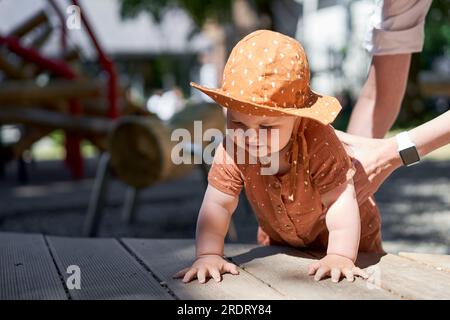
400;146;420;166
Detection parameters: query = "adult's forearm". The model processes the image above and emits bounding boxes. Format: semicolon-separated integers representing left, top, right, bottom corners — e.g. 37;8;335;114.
378;110;450;173
347;54;411;138
409;111;450;158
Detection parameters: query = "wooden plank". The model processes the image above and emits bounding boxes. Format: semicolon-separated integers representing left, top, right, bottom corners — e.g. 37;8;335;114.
122;238;285;299
0;55;26;79
46;236;173;300
354;252;450;299
0;80;102;104
9;10;49;38
399;252;450;273
0;108;112;134
0;232;67;300
224;245;400;300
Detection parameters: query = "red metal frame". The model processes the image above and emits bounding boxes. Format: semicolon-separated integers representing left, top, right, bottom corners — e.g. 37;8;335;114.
48;0;67;54
0;35;84;178
48;0;81;178
71;0;119;120
0;1;120;178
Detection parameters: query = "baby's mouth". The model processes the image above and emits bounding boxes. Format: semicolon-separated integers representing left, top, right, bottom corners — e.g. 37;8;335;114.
246;143;270;154
246;142;262;149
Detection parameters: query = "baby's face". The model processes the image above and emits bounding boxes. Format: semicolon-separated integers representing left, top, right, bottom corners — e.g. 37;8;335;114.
227;110;296;158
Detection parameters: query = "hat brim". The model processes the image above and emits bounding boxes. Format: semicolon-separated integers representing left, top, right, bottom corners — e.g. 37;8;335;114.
190;82;341;125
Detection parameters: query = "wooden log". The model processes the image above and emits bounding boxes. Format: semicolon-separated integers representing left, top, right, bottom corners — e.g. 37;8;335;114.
109;102;226;188
63;48;82;63
0;80;103;105
0;107;112;134
420;82;450;97
75;96;150;117
418;73;450;97
11;125;54;159
9;10;49;38
29;25;53;50
84;133;109;152
0;55;26;79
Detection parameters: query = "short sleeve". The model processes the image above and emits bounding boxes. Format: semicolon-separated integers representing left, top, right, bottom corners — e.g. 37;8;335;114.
305;120;356;195
363;0;432;55
207;138;244;197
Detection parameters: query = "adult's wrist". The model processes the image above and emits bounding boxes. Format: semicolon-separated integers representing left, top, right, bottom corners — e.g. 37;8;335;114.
383;137;403;170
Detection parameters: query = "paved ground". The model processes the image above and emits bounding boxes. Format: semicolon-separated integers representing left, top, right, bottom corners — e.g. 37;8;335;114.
0;155;449;254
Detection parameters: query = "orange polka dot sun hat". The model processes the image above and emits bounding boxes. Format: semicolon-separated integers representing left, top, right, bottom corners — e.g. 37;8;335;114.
190;29;342;125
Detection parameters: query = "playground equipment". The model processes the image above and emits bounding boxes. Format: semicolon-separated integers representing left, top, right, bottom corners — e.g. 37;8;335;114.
83;102;231;237
0;1;241;237
0;1;124;178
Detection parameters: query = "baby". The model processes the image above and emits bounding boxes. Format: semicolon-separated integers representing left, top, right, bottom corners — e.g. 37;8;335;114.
174;30;384;284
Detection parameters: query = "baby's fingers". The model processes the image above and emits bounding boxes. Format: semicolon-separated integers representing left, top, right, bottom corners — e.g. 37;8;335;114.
197;268;207;283
308;262;321;275
353;267;369;279
343;268;355;282
330;268;341;283
314;266;330;281
223;262;240;275
182;268;198;283
209;267;222;282
173;267;189;279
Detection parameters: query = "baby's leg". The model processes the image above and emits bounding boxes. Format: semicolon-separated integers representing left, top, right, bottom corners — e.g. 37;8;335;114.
257;226;271;246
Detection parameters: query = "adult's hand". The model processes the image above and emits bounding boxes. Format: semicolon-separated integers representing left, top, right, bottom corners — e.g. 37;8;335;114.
335;130;402;203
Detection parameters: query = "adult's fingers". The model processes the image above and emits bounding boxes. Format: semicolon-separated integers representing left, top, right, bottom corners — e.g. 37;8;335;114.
356;187;371;204
334;129;351;143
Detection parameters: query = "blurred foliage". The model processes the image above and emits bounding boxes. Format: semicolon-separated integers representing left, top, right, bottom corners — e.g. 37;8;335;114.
32;130;97;161
396;1;450;129
120;0;272;28
120;0;232;26
422;0;450;70
120;0;272;97
119;0;449;129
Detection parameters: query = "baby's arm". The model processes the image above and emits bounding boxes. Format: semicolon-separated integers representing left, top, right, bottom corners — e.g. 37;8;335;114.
308;179;369;282
173;184;240;283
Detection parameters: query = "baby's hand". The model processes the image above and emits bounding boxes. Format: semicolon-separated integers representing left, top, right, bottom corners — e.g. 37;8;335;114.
172;254;240;284
308;254;369;283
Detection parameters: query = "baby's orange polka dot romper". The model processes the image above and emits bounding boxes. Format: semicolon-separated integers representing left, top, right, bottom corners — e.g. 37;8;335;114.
191;29;384;253
208;118;384;253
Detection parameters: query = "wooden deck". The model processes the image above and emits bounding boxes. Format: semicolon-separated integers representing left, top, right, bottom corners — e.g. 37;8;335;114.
1;232;450;300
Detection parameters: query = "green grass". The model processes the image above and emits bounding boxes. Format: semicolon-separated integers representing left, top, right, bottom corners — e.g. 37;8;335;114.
31;130;98;161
